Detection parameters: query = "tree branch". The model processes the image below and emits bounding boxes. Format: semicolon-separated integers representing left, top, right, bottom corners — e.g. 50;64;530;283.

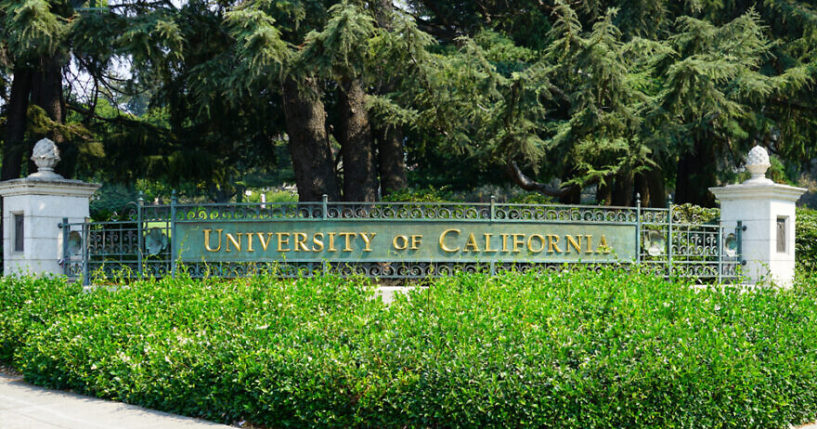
66;100;170;137
505;160;567;198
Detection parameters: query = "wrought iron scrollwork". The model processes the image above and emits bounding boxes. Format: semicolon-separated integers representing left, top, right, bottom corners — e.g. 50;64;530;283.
67;199;742;284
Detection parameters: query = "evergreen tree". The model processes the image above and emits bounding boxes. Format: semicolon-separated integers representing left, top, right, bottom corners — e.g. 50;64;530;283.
400;0;816;206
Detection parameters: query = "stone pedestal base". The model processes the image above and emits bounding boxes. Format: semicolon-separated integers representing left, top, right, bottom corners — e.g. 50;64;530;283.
0;178;99;276
710;182;805;286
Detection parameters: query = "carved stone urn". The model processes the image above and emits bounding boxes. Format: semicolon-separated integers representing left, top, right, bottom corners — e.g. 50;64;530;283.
28;138;63;180
744;145;772;184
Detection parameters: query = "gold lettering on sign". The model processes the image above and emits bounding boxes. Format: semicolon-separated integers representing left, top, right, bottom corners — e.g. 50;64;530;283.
246;232;255;252
338;232;356;252
293;233;309;251
204;229;222;252
464;233;479;252
312;233;325;252
512;233;525;253
257;232;274;251
547;234;562;253
226;233;241;252
528;234;546;253
439;229;460;252
484;234;498;252
410;235;422;250
197;228;621;257
327;233;337;252
276;232;290;252
360;232;376;252
393;234;409;250
566;235;582;254
598;235;611;254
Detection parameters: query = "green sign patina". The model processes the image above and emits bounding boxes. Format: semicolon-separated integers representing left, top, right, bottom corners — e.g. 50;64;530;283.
175;220;636;263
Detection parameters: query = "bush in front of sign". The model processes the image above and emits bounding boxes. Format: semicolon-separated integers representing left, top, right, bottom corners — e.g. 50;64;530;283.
0;274;83;365
11;272;387;425
796;207;817;275
375;269;817;428
5;270;817;428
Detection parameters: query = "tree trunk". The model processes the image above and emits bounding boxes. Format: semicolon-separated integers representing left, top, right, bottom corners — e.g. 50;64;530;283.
557;167;582;204
281;77;340;202
558;184;581;204
31;55;69;177
596;176;612;205
1;66;33;180
30;56;64;128
611;172;633;206
371;0;408;197
338;78;378;201
675;138;717;207
645;168;666;208
377;126;407;196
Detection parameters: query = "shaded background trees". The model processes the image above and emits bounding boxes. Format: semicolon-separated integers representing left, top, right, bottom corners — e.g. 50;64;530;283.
0;0;815;207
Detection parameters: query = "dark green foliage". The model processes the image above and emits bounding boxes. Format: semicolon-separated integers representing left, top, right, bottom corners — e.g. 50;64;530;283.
5;271;817;427
3;0;815;203
671;203;720;224
0;275;82;364
796;207;817;274
380;186;460;203
398;0;817;205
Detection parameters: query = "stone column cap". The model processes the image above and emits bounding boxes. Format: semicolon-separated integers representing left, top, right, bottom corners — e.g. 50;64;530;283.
0;177;100;198
709;181;806;203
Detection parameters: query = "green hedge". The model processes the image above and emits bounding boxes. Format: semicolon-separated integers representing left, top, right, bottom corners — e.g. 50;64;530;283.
0;275;83;363
797;207;817;274
4;271;817;428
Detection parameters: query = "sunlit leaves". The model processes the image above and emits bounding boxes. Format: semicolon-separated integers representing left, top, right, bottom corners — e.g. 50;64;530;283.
1;0;66;58
298;1;375;78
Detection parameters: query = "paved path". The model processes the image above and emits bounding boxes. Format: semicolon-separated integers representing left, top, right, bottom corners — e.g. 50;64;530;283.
0;373;230;429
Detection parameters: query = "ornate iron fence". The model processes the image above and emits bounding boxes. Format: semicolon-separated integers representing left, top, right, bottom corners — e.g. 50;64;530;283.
60;194;743;284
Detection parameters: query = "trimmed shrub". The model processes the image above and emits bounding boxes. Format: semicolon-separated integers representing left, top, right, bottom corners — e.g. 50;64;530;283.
0;275;83;364
3;270;817;428
797;207;817;274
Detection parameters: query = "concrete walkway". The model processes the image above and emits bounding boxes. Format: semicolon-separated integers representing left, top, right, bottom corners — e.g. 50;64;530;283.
0;373;230;429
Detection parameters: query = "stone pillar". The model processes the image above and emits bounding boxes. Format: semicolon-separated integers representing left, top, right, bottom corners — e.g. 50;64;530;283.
710;146;806;286
0;138;100;276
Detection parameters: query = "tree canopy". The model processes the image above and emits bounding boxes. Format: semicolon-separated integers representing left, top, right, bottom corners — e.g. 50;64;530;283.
0;0;815;206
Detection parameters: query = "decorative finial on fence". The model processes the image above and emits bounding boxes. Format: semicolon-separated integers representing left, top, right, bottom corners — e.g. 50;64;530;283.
745;145;772;184
28;138;63;180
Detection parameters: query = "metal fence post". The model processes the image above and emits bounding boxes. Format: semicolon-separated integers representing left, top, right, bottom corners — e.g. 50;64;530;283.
490;195;495;221
322;194;328;274
717;224;723;284
667;195;673;278
736;220;744;267
83;223;90;286
137;192;143;280
60;218;69;276
635;193;641;265
170;190;177;278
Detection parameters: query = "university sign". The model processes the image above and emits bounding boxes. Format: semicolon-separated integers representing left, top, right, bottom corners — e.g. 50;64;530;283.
175;220;637;264
49;148;788;284
56;199;745;283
